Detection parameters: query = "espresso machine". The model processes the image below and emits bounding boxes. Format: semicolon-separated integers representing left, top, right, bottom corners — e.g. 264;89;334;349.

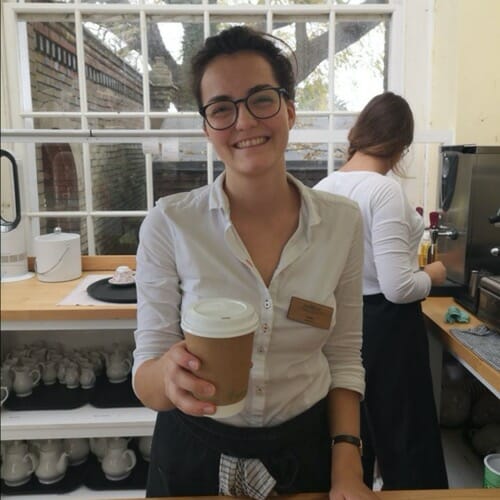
435;145;500;312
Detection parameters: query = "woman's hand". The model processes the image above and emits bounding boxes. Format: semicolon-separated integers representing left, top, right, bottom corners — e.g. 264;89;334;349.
159;340;216;416
329;443;379;500
424;260;447;286
330;472;379;500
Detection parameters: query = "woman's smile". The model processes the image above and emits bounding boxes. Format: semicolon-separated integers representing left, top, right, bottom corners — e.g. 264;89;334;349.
233;136;269;149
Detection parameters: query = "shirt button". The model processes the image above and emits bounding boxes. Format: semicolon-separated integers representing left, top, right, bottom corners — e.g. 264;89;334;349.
256;386;264;394
258;346;265;354
262;323;269;333
264;299;272;309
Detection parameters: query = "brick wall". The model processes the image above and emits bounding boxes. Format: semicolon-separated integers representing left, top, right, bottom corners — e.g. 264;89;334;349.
28;22;146;254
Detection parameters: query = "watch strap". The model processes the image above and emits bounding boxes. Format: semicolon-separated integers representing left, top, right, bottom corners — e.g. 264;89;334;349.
331;434;363;455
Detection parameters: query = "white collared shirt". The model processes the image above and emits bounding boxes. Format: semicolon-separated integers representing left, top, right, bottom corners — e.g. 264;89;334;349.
133;173;365;427
315;171;431;303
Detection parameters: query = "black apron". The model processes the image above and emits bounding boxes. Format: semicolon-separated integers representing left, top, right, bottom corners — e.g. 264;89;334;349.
361;294;448;490
146;397;331;497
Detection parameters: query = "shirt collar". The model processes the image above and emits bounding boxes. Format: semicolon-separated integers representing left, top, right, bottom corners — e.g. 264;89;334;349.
207;171;322;228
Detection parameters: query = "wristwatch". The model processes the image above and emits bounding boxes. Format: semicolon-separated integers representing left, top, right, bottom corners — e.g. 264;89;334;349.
331;434;363;455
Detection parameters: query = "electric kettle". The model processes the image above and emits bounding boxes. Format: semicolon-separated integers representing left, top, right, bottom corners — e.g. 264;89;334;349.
0;149;33;281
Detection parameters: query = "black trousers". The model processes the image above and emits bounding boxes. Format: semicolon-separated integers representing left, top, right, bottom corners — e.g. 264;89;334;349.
146;398;331;497
361;294;448;490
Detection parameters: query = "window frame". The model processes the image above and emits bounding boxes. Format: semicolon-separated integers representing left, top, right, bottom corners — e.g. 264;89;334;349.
1;0;451;255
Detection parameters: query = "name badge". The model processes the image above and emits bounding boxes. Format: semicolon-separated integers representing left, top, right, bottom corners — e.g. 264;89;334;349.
287;296;334;330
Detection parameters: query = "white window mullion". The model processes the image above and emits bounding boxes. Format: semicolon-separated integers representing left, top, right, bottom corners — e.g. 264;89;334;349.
327;8;336;174
75;9;95;254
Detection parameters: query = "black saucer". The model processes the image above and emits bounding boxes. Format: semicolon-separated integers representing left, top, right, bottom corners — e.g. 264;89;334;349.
86;278;136;303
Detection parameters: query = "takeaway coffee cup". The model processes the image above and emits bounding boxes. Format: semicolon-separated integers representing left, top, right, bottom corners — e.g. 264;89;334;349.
181;298;259;418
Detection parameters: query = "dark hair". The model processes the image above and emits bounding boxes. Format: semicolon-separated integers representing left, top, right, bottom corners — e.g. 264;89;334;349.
347;92;414;163
190;25;296;109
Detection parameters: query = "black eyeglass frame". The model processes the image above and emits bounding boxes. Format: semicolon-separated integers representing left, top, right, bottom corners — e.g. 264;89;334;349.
199;87;289;131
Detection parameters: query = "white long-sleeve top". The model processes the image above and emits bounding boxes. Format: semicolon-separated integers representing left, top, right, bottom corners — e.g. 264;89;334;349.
133;172;365;427
315;171;431;303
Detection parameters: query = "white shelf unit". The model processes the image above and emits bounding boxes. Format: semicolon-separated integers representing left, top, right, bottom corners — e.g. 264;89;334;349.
0;405;156;441
3;486;145;500
1;317;151;499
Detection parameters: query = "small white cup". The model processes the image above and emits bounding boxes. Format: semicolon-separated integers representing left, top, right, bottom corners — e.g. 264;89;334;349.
111;266;135;284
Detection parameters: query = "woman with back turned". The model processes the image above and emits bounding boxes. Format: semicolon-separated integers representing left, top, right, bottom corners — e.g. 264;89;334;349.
315;92;448;490
133;25;377;500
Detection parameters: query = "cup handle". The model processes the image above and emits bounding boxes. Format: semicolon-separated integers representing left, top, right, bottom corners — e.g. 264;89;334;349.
24;453;36;475
30;369;41;386
124;449;136;471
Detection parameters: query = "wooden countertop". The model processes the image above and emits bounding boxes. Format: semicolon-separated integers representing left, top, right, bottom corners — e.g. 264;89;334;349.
1;256;137;321
136;490;496;500
422;296;500;393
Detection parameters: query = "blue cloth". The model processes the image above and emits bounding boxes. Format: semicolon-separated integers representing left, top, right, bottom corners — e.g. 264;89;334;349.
444;305;470;324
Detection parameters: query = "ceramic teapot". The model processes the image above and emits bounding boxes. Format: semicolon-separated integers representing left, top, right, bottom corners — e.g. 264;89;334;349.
12;365;41;397
57;361;80;389
63;438;90;466
101;437;136;481
35;439;69;484
1;440;36;487
41;360;58;386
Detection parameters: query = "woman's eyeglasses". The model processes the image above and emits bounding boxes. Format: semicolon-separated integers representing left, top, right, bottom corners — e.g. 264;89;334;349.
199;87;289;131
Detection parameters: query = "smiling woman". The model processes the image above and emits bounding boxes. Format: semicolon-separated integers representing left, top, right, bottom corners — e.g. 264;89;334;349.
132;25;376;500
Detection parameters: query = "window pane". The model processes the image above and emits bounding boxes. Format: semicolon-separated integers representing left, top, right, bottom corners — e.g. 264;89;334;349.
90;143;146;211
86;117;144;129
29;22;80;113
269;1;387;4
286;142;328;188
153;140;208;199
334;15;388;111
273;17;329;112
147;16;204;112
36;143;85;212
94;217;143;255
210;17;267;37
83;15;143;112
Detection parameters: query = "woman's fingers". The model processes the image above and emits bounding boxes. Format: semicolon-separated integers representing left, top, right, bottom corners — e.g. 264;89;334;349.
162;341;216;416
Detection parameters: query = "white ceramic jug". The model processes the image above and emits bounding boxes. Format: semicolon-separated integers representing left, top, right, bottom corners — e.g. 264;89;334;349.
63;438;90;466
79;362;96;389
1;440;36;486
1;386;9;407
105;356;132;384
90;437;110;462
12;365;41;397
138;435;153;462
101;437;136;481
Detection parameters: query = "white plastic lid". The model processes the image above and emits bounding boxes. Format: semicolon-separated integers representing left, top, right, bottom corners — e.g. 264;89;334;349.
34;227;80;242
181;298;259;338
